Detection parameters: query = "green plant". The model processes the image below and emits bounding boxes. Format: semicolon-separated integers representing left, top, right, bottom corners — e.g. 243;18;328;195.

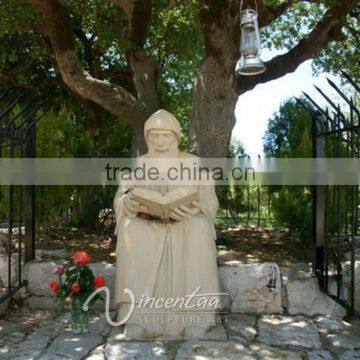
271;187;313;249
50;251;105;311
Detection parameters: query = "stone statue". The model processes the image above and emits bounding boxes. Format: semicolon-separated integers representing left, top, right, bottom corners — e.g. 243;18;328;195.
113;109;220;339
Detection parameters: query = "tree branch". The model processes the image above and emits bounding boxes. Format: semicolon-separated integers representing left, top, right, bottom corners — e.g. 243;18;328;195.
238;0;359;94
111;0;151;47
112;0;160;114
128;49;160;113
27;0;145;124
198;0;240;69
72;21;101;77
258;0;298;27
254;1;329;27
110;0;135;21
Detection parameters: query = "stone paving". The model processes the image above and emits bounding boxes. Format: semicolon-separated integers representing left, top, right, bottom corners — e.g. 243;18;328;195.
1;306;359;359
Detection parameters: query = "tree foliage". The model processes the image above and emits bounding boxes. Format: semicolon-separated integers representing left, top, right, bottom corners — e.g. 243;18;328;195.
0;0;358;156
263;98;313;249
263;98;312;158
0;1;358;231
313;5;360;83
34;109;132;227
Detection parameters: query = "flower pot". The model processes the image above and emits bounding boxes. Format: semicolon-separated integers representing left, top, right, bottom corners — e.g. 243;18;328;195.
70;298;89;334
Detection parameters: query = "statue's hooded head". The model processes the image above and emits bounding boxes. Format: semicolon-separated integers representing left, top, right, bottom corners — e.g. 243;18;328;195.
144;109;181;147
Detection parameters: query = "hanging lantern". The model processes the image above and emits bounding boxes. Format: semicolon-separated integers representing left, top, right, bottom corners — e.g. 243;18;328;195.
235;1;266;76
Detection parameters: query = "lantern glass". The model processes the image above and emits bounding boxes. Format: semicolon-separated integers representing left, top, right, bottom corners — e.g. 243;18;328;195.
236;9;266;76
241;19;260;57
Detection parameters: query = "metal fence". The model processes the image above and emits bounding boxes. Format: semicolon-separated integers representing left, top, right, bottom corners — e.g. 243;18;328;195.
217;183;273;227
298;71;360;317
0;88;47;305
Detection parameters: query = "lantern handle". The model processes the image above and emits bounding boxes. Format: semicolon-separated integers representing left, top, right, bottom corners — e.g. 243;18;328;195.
240;0;258;13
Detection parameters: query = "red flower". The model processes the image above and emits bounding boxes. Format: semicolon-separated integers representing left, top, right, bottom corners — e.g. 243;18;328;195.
71;283;81;294
50;281;60;293
71;251;90;266
94;276;105;288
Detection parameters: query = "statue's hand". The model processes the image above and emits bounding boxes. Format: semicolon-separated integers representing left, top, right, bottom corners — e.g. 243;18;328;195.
169;201;200;221
123;193;148;215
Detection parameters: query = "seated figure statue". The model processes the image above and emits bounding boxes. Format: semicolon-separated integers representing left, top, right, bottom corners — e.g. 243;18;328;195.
113;109;221;339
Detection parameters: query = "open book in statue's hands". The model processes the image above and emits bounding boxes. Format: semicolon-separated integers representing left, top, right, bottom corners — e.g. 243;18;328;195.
131;187;199;218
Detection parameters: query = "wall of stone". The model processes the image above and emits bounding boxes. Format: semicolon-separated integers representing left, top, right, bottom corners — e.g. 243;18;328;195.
19;259;347;319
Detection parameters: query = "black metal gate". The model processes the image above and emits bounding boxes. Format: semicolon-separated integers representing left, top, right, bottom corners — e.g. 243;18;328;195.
0;88;47;306
298;72;360;317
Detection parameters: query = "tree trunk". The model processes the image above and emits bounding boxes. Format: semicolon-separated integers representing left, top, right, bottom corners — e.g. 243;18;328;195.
131;121;147;156
189;55;238;157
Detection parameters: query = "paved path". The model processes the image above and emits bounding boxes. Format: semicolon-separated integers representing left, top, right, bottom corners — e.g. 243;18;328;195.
1;306;359;359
